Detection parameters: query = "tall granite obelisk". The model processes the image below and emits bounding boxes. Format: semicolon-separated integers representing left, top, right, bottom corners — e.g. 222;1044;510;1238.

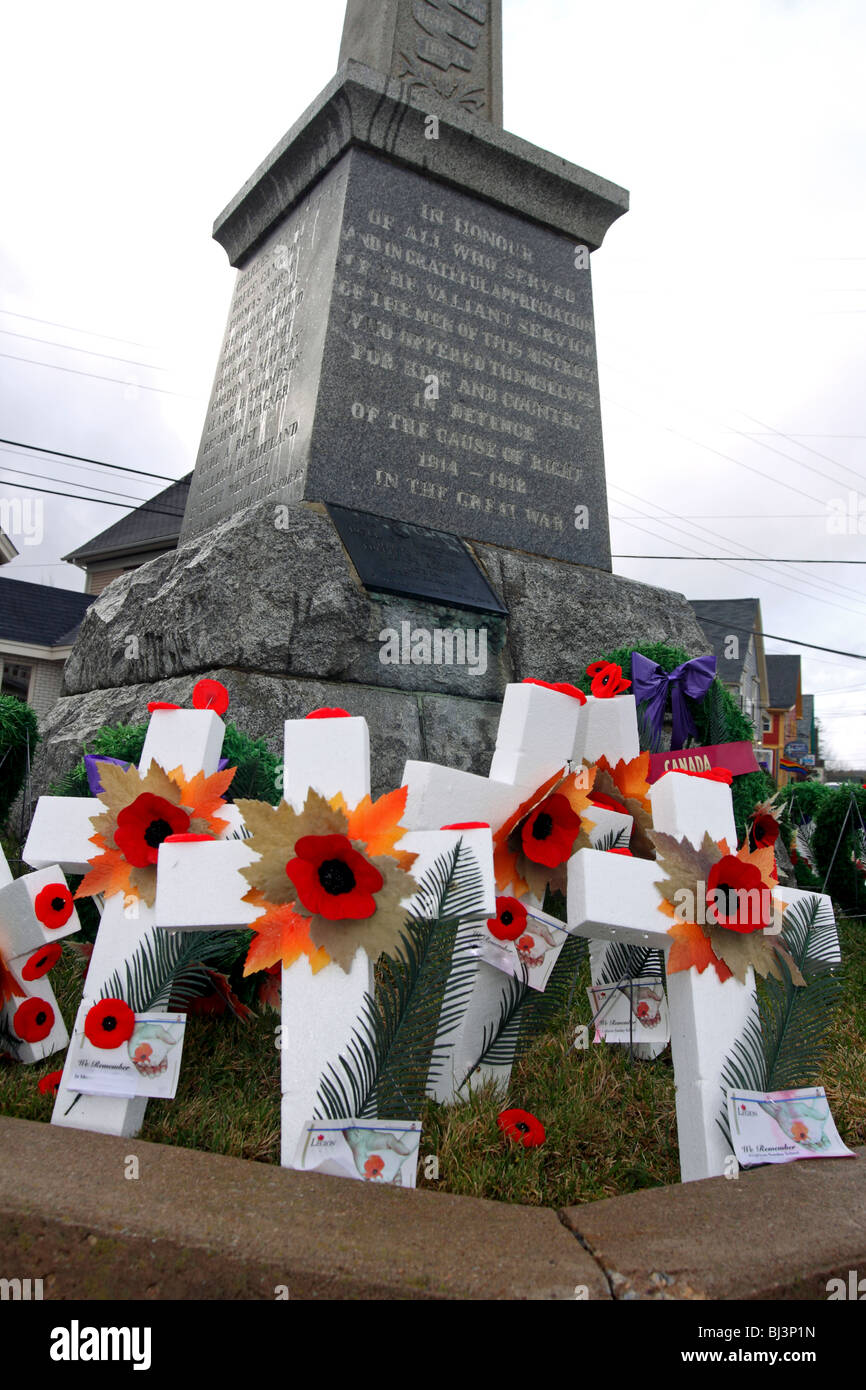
41;1;707;797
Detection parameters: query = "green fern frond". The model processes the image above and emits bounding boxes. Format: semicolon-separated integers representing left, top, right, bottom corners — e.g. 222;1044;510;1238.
596;941;664;985
315;839;485;1121
718;894;843;1146
100;929;234;1014
636;701;664;754
464;931;588;1082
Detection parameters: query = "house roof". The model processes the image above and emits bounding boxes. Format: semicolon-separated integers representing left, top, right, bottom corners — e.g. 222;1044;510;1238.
0;527;19;564
689;598;760;682
0;576;95;647
797;693;814;741
63;475;191;565
766;654;801;711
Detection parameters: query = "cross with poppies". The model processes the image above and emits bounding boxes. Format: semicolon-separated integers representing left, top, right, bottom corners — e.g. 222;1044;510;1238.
23;681;236;1136
566;765;833;1183
154;705;496;1168
0;842;83;1064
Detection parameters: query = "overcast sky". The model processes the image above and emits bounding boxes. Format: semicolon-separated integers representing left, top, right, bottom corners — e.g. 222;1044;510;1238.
1;0;864;765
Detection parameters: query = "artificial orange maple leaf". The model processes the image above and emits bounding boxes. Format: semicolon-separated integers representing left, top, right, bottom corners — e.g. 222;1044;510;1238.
75;848;132;902
666;915;733;983
170;765;236;832
596;752;652;808
243;902;330;976
344;786;416;869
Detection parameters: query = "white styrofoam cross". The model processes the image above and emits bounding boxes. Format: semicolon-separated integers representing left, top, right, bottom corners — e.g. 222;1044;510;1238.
0;843;83;1063
568;768;840;1182
155;710;496;1166
23;707;227;1135
401;680;612;1099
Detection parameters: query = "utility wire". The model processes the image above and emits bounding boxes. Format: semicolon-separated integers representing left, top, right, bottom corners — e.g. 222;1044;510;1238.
0;477;186;519
695;616;866;662
0;328;171;374
0;307;162;351
0;464;152;505
0;350;197;398
0;438;180;483
612;554;866;564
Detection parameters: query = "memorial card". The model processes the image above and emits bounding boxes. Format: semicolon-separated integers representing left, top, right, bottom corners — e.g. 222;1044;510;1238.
727;1087;855;1167
587;977;670;1046
478;903;570;992
67;1006;187;1100
293;1119;422;1186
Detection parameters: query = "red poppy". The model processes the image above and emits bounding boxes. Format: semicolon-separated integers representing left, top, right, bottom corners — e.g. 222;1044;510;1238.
589;791;629;815
305;707;350;719
791;1120;809;1144
586;661;631;699
636;1001;650;1020
38;1069;63;1096
84;997;136;1049
12;997;55;1043
706;856;769;933
34;883;74;930
164;833;215;843
192;678;230;715
21;943;63;981
441;822;490;830
286;834;384;921
364;1154;385;1179
520;793;581;868
497;1108;546;1148
516;934;535;954
114;793;191;867
522;679;587;704
147;702;181;712
487;896;528;941
749;812;779;851
608;847;633;857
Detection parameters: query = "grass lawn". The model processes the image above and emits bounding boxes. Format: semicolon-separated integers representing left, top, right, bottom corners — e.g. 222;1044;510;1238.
3;909;864;1208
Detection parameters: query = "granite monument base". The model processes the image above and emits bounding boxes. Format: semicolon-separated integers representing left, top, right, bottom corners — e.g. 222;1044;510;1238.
26;499;707;801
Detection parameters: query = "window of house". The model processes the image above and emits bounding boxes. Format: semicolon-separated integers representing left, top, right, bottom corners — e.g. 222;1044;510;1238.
762;714;772;734
1;662;32;701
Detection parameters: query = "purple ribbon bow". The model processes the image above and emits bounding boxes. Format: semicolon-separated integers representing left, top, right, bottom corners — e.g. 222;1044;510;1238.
630;652;717;750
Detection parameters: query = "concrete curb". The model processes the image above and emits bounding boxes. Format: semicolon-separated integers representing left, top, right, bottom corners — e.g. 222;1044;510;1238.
0;1117;862;1300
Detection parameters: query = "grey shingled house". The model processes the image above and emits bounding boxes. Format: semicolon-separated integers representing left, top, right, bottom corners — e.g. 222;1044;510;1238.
0;575;94;719
689;597;769;733
63;475;190;595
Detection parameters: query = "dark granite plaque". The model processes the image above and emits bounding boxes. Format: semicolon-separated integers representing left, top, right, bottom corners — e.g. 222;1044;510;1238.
328;503;507;613
183;147;612;569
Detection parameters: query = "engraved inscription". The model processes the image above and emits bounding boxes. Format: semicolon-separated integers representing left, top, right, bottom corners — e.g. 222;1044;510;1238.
313;159;606;561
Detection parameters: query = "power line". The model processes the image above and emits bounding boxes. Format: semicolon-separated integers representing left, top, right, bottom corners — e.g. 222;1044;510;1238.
612;554;866;564
0;350;197;398
0;307;162;351
0;327;171;374
0;477;187;519
0;464;152;505
610;496;866;615
0;438;180;483
695;616;866;662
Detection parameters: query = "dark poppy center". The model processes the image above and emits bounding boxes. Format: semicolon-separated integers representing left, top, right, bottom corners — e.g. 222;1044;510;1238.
516;1121;530;1134
318;858;357;896
716;882;739;917
35;1010;47;1027
51;896;66;912
102;1015;118;1033
144;818;174;849
36;954;49;969
501;910;514;926
531;812;554;841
